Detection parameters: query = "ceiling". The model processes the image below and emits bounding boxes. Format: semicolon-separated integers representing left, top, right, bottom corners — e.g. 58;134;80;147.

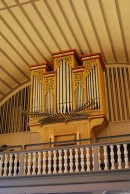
1;0;130;104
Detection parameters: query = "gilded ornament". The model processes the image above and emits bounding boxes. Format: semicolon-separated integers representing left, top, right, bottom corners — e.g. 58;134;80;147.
45;77;54;93
33;69;43;82
74;72;83;88
84;60;97;77
56;56;72;68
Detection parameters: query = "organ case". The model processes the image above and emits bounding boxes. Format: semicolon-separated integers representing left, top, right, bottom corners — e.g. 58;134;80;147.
28;50;108;145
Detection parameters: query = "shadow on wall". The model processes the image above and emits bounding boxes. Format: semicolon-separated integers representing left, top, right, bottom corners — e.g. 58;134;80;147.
0;132;42;149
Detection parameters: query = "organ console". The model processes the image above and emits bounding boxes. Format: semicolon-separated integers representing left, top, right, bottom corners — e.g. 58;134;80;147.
28;50;108;145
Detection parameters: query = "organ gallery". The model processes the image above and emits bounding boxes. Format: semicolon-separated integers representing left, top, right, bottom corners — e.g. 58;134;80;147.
28;49;108;145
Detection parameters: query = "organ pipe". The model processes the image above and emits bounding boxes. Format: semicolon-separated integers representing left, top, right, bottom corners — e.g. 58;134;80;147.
69;65;72;111
57;67;60;112
95;65;100;109
66;63;70;112
59;63;63;113
63;60;66;113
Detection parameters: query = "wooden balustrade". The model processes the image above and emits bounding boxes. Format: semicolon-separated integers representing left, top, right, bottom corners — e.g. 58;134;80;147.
0;142;129;177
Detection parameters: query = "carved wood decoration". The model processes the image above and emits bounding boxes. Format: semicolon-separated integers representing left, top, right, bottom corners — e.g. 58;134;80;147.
55;56;72;69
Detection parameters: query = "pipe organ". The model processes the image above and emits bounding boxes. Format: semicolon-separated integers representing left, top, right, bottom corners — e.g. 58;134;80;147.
29;50;108;145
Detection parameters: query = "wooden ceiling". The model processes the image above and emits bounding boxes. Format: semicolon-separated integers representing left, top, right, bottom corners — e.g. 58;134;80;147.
1;0;130;103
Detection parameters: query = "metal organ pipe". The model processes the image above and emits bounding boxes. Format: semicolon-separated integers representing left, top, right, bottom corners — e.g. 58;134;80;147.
37;78;39;111
51;91;53;114
60;63;63;113
89;70;92;108
38;80;41;112
81;85;84;107
91;67;94;109
63;60;66;113
88;72;91;109
36;77;38;112
86;73;90;109
66;63;70;112
48;90;50;113
40;82;42;112
32;75;35;112
69;64;72;111
75;85;78;108
95;65;100;109
35;77;37;112
57;67;60;113
78;84;81;108
93;66;96;109
46;89;54;114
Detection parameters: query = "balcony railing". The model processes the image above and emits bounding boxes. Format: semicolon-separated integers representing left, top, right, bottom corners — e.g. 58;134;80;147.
0;141;130;177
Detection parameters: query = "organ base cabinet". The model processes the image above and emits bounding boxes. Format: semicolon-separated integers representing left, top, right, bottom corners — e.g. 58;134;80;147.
29;114;108;146
29;50;108;146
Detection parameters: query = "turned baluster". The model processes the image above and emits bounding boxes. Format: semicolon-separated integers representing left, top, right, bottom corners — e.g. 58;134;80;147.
17;154;21;176
86;148;90;171
80;148;84;172
42;151;46;174
32;152;37;175
117;144;122;169
8;154;13;176
98;147;101;170
123;144;129;169
0;155;3;176
37;152;41;175
69;149;73;173
110;145;115;170
13;154;18;176
27;153;32;175
103;146;108;170
92;147;94;171
48;151;52;174
75;148;79;172
53;150;57;174
23;153;27;175
58;150;62;173
3;154;8;176
64;149;68;173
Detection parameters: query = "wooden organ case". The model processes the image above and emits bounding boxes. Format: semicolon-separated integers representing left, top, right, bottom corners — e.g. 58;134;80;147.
28;50;108;146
